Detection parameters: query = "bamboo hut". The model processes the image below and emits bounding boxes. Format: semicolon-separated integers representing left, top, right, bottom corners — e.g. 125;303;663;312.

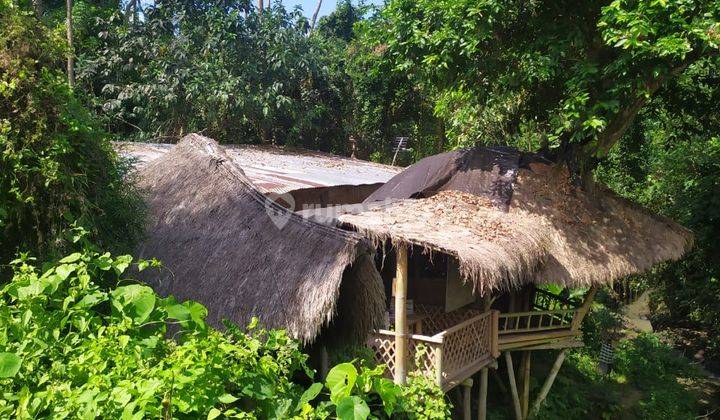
300;146;693;419
133;134;387;345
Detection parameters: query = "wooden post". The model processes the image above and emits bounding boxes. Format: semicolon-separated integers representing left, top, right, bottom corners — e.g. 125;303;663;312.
478;368;489;420
571;286;598;331
528;349;567;419
462;378;473;420
504;352;523;420
394;244;409;385
521;351;531;418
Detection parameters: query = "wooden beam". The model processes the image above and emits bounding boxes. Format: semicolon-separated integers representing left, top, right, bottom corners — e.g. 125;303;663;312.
571;286;598;331
394;244;409;385
478;368;489;420
528;349;567;419
504;352;523;420
462;378;473;420
521;351;531;418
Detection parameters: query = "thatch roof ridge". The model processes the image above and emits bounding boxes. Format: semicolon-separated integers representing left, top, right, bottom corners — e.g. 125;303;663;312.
135;134;385;343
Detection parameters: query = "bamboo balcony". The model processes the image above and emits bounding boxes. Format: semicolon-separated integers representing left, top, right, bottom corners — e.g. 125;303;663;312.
368;308;499;391
497;289;584;351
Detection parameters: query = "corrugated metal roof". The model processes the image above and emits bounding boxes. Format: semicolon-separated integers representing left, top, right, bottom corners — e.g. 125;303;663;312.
114;142;399;193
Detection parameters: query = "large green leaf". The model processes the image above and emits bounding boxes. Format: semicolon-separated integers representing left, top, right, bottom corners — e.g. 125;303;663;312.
111;284;156;323
295;382;323;412
325;363;357;404
336;396;370;420
0;352;22;378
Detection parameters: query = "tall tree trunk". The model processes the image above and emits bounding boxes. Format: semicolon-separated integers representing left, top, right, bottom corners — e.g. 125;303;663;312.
31;0;43;18
310;0;322;32
124;0;137;23
66;0;74;88
267;0;271;11
558;59;696;190
258;0;263;13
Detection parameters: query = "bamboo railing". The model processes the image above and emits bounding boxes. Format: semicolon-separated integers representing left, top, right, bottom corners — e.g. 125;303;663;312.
497;309;576;334
368;311;497;391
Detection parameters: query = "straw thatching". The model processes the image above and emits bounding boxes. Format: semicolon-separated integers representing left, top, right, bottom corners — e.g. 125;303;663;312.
134;134;385;344
303;147;693;293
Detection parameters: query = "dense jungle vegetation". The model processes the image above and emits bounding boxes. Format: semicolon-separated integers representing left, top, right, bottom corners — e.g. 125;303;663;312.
1;0;719;418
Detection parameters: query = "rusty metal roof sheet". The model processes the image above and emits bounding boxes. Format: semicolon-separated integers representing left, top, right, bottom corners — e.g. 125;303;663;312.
114;141;399;193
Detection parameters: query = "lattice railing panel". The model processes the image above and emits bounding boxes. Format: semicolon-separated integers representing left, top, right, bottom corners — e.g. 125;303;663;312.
439;313;493;379
414;304;483;337
367;332;441;380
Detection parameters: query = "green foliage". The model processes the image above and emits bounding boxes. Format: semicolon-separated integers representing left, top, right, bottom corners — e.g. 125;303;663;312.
597;56;720;363
349;0;719;163
613;334;700;419
0;3;144;266
77;1;352;153
0;247;448;418
524;316;702;419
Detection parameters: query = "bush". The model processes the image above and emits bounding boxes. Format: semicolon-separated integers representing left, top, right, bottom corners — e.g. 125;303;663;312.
0;247;449;418
0;3;144;266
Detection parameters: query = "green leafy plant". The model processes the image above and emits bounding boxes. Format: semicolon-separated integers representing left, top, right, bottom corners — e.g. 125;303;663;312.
0;2;144;267
0;246;450;419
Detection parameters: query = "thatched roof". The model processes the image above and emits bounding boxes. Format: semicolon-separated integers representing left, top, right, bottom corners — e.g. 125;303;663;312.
302;147;694;293
134;134;385;343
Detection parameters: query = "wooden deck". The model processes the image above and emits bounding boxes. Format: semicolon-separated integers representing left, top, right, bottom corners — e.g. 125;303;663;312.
368;289;592;391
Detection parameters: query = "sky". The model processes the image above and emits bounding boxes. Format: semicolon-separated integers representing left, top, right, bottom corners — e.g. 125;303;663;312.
281;0;383;19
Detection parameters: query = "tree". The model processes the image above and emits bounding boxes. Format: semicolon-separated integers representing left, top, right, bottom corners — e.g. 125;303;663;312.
66;0;74;86
350;0;720;179
310;0;322;32
1;3;144;265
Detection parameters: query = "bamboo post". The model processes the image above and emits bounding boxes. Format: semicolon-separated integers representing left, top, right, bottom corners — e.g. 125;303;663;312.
528;349;567;419
394;244;409;385
521;351;531;418
504;352;523;420
435;347;444;388
462;378;473;420
491;310;500;358
571;286;598;331
478;368;489;420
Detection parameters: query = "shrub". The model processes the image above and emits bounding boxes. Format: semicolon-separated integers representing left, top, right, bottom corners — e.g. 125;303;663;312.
0;247;449;418
0;2;144;267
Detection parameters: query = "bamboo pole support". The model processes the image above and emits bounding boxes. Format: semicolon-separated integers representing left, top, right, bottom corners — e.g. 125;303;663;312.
521;351;531;418
528;349;567;419
478;368;489;420
435;347;444;388
504;352;523;420
571;286;598;331
491;310;500;358
394;244;409;385
462;378;473;420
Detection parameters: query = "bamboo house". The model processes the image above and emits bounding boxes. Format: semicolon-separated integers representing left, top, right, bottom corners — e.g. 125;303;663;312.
129;135;693;420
